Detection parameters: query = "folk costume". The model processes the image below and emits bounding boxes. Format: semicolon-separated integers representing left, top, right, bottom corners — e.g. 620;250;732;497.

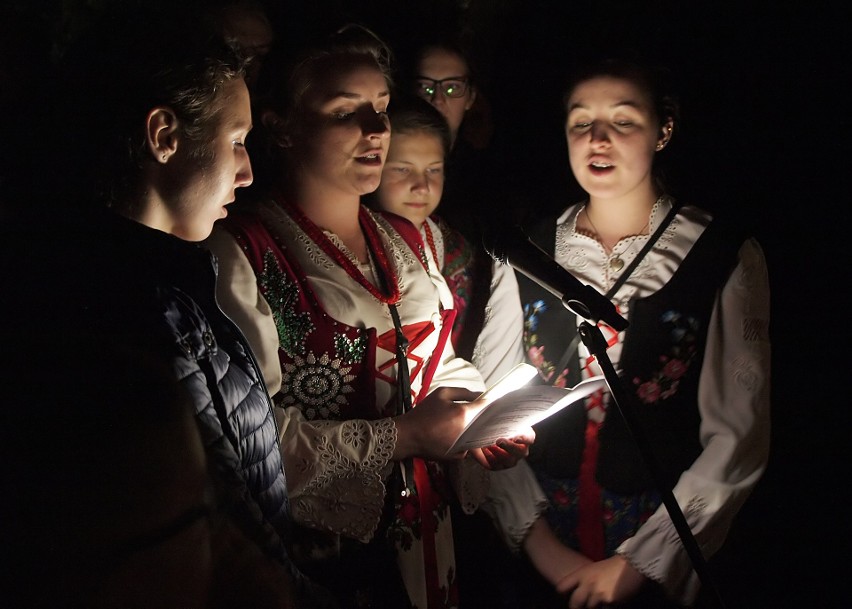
210;197;487;609
518;196;771;604
421;214;526;387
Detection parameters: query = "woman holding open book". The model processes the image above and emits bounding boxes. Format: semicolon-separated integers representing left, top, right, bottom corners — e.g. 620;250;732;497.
204;24;581;608
516;56;771;607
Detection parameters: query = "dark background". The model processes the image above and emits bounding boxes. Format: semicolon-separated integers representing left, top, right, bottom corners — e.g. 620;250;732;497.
3;0;848;606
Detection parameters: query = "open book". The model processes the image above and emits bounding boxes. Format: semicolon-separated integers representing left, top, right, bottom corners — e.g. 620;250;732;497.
448;363;609;454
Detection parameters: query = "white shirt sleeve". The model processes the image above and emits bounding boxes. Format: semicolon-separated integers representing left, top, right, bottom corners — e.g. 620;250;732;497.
471;262;526;386
460;262;545;552
616;238;771;604
207;226;283;395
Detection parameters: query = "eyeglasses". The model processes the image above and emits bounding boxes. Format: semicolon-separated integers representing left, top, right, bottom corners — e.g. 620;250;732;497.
414;77;470;99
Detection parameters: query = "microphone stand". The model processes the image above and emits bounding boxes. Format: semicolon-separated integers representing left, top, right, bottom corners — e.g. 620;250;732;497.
575;318;726;608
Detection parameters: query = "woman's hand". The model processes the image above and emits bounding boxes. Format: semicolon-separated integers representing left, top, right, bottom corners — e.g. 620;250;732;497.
392;387;480;461
556;554;647;608
468;430;535;470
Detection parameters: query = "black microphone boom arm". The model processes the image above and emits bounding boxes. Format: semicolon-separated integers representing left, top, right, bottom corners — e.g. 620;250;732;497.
485;225;628;332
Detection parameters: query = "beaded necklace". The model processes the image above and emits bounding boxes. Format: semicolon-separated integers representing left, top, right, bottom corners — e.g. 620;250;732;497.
422;219;440;268
280;197;401;305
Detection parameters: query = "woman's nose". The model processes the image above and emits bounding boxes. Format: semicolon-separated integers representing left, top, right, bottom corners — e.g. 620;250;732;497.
363;112;390;139
236;151;253;188
411;173;429;193
430;93;448;110
590;121;610;146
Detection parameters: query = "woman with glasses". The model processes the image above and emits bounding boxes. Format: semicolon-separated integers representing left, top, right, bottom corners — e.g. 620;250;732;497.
207;24;536;609
411;43;477;149
402;33;502;364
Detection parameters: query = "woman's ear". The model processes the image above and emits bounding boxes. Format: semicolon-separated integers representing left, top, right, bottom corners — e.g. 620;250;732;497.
464;86;477;112
261;109;291;148
146;106;180;163
655;119;674;151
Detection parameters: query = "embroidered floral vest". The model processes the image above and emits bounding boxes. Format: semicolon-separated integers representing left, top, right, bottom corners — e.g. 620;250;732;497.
521;215;743;491
598;217;743;493
224;210;380;420
518;212;744;557
222;201;462;609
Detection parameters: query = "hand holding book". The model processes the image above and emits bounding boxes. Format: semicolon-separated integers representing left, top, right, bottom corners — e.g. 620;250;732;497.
447;364;609;454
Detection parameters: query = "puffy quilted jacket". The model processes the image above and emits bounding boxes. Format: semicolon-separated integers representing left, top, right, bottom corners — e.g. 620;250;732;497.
99;211;291;538
2;208;334;606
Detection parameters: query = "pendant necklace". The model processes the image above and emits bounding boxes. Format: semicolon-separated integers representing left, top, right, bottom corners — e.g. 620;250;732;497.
583;207;649;273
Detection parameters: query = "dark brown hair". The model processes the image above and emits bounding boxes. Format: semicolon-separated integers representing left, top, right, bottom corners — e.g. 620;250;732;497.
59;2;247;209
563;57;680;131
387;94;452;157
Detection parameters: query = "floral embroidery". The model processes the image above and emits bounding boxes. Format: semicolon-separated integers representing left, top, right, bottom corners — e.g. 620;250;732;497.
372;212;419;275
600;489;661;555
334;332;367;364
732;355;761;392
523;299;569;387
279;352;355;418
259;249;314;356
386;462;452;556
340;420;368;449
388;488;422;552
538;470;661;557
632;310;700;404
438;220;474;348
536;472;581;551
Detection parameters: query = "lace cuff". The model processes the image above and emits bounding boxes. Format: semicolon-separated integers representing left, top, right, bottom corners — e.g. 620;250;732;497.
615;496;708;606
478;460;549;553
450;456;491;514
281;411;397;543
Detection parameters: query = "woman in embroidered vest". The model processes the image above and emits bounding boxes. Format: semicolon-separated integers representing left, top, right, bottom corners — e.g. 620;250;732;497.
366;94;525;389
515;58;771;607
207;25;540;609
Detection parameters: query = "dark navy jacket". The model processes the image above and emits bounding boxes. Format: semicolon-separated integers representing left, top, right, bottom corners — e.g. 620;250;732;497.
1;207;334;606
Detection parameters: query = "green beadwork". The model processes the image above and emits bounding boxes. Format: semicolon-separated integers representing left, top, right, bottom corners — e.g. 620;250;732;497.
259;249;314;356
334;333;367;364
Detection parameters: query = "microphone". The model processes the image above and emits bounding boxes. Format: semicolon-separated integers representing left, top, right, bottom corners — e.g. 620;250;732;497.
484;225;628;331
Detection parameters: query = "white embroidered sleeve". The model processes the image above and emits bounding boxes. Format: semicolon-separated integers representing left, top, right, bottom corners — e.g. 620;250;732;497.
274;406;397;543
207;227;283;395
478;460;550;553
616;238;771;605
471;262;526;386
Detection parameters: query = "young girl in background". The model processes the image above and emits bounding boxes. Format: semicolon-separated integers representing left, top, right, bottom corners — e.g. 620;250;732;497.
369;94;523;384
369;94;595;608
